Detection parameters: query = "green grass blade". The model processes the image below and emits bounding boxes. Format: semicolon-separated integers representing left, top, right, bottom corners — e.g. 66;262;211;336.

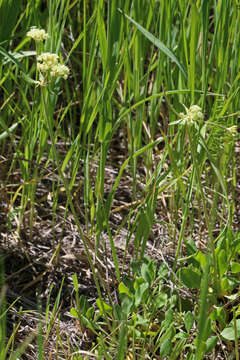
0;0;21;44
119;9;187;79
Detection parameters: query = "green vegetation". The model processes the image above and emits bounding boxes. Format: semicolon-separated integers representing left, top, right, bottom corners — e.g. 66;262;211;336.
0;0;240;358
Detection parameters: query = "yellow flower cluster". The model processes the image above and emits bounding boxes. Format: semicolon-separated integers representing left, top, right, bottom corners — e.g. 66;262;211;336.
37;53;59;72
224;125;238;144
27;28;49;42
27;27;70;83
179;105;204;125
50;64;70;80
227;125;237;137
37;52;70;80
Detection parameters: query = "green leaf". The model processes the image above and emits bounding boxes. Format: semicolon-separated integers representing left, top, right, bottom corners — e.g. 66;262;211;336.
217;249;228;278
160;339;172;358
203;318;212;341
0;46;25;69
194;251;207;271
119;10;187;79
0;121;20;141
70;307;79;318
113;304;126;321
134;282;149;308
141;263;152;284
184;311;194;333
72;273;78;292
186;238;198;255
21;72;40;85
96;299;112;315
221;320;240;341
168;338;187;360
158;263;169;279
155;293;168;309
205;336;218;353
147;259;157;282
179;267;201;289
86;307;95;320
134;276;145;291
136;314;149;328
121;295;133;315
118;282;132;297
162;309;174;329
131;259;142;275
0;0;21;44
79;295;89;314
97;3;107;72
86;72;110;134
210;307;226;328
2;50;36;65
231;262;240;274
117;322;128;360
220;277;232;295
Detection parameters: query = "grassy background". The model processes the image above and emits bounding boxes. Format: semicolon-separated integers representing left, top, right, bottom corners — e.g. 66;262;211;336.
0;0;240;359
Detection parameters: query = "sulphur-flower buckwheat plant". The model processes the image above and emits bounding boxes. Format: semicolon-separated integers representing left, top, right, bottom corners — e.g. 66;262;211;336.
27;28;49;42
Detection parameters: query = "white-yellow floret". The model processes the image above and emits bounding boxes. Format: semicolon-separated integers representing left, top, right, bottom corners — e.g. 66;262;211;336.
36;52;69;81
50;64;70;80
27;28;49;42
37;52;59;70
227;125;237;136
180;105;204;125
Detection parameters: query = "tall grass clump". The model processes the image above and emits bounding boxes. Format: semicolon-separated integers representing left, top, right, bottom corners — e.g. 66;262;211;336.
0;0;239;358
